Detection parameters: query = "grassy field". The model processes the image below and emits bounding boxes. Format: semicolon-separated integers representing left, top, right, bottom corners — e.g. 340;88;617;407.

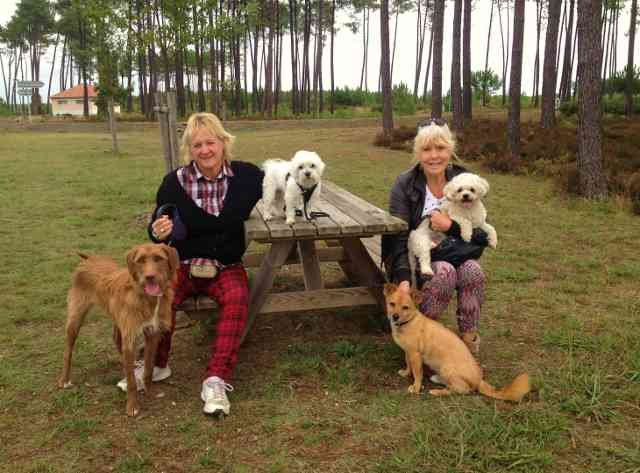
1;116;639;473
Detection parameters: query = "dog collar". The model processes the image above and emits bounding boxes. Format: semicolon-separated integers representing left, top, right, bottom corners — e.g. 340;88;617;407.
284;173;328;221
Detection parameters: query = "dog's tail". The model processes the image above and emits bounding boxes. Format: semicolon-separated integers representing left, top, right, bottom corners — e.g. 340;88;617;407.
477;373;530;402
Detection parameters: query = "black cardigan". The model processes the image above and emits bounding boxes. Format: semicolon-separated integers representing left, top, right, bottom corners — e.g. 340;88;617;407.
381;163;487;284
148;161;264;265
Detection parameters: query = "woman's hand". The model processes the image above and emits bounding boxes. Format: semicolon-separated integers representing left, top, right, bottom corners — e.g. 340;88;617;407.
430;210;452;232
152;215;173;241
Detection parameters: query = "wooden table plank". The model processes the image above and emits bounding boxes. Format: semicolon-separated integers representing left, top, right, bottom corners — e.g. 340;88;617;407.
180;287;378;314
244;206;270;242
313;197;362;236
255;201;294;239
322;181;407;233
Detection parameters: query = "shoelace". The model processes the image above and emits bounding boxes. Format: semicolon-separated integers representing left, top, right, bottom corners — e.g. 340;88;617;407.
205;378;234;400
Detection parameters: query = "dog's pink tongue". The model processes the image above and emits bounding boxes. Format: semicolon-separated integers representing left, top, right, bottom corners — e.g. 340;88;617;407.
462;201;473;209
144;282;162;296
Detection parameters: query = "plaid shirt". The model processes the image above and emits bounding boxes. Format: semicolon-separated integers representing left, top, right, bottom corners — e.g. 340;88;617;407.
177;160;234;268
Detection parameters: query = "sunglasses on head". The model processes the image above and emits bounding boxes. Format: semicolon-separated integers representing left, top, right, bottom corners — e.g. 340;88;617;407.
417;117;448;129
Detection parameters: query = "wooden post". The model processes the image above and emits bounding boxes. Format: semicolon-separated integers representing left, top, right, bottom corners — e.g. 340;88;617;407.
107;98;119;154
166;91;180;169
154;92;173;173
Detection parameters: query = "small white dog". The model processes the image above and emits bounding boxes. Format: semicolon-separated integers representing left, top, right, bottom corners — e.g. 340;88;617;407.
262;150;326;225
408;172;498;283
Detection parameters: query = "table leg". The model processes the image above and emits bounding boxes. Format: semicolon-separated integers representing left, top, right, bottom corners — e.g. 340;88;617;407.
339;237;388;325
242;240;297;343
297;240;323;290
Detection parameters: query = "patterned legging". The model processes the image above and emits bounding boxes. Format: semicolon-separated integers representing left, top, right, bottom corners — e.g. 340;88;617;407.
155;264;249;382
418;260;485;333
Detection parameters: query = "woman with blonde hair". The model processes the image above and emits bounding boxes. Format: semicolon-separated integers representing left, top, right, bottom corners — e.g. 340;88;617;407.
118;113;263;418
382;119;490;361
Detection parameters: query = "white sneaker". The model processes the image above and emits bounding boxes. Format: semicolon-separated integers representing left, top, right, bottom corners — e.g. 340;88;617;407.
430;374;446;385
201;376;233;417
116;360;172;392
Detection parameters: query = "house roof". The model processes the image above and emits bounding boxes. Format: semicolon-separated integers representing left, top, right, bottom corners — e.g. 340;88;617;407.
51;84;97;99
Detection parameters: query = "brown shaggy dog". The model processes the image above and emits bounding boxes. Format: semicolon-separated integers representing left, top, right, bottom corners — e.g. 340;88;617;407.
58;243;179;417
384;283;530;402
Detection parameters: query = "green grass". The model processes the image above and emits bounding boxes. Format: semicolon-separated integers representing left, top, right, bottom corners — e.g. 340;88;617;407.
1;116;639;472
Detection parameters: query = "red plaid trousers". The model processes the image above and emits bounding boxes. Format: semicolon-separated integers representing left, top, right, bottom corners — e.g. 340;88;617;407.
155;263;249;382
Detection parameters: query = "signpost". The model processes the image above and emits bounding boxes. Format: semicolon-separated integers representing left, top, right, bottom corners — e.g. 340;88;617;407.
17;80;45;88
16;80;44;120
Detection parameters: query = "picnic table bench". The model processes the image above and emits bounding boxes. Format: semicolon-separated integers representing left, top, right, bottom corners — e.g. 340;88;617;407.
177;181;407;342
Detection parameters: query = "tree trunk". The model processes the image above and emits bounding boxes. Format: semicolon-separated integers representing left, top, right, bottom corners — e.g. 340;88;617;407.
302;0;311;112
625;0;638;116
431;0;444;118
413;0;429;99
531;0;542;106
313;0;324;116
577;0;607;199
540;0;562;128
508;0;525;161
330;0;335;114
451;0;463;130
193;4;205;112
209;7;218;115
483;0;494;107
390;1;400;83
380;0;394;136
462;0;472;120
559;0;575;102
46;33;59;114
422;27;434;102
290;0;300;114
264;0;275;118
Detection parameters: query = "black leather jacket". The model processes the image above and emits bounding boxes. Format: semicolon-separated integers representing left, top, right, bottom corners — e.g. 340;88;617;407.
381;162;488;284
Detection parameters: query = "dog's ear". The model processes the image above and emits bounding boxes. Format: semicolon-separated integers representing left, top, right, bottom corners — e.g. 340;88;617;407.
314;153;326;175
383;283;397;298
476;175;490;196
126;246;140;278
443;180;456;201
161;244;179;277
410;288;423;305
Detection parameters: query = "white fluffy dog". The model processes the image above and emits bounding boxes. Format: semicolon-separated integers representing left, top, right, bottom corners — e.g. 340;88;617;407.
408;172;497;283
262;150;326;225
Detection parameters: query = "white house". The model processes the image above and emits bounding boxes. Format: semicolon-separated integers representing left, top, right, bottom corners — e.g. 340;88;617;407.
51;84;121;116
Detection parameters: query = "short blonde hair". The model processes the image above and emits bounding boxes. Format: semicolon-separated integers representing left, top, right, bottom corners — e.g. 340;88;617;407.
180;113;235;165
413;122;456;160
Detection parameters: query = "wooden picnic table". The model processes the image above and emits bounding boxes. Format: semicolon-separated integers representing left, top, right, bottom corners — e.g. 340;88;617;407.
178;181;407;342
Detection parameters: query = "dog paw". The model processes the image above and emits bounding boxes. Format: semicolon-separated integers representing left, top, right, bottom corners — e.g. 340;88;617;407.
398;368;410;378
420;267;434;277
58;379;72;389
407;385;422;395
285;217;295;225
126;401;140;417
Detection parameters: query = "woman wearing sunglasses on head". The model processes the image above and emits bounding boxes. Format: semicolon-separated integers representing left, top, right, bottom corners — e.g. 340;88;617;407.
381;118;490;361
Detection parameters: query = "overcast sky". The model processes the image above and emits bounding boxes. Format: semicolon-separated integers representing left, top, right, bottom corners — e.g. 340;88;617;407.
1;1;636;100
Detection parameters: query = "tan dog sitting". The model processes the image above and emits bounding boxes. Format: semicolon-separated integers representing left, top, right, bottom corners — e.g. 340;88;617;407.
384;283;530;401
58;243;178;416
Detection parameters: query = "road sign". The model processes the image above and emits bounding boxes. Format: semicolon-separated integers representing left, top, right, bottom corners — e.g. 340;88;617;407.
17;80;44;88
17;88;34;96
